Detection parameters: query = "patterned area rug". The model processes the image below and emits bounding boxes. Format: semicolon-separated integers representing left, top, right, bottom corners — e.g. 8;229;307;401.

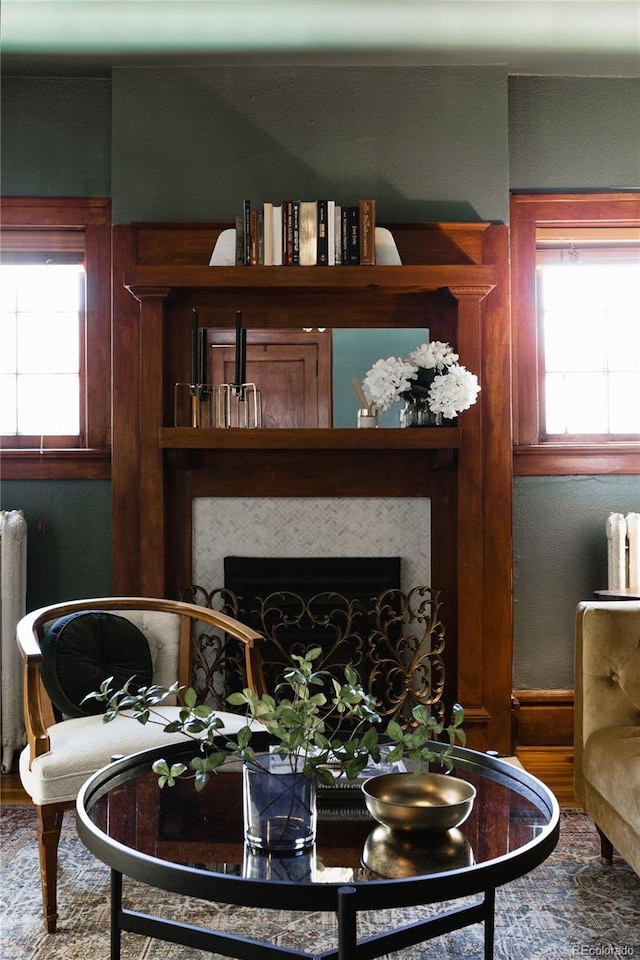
1;805;639;959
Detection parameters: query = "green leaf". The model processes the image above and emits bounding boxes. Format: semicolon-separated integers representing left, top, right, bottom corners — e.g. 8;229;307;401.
384;743;404;763
386;720;404;742
235;725;252;749
194;772;210;791
184;687;198;709
226;691;248;707
163;720;182;733
315;766;337;787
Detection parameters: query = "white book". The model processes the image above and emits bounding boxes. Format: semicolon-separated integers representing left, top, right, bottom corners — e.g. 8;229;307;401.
334;204;342;265
272;204;283;266
299;200;318;266
327;200;336;266
262;202;274;266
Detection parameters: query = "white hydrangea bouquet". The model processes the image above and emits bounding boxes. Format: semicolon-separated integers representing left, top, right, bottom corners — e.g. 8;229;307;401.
362;340;480;424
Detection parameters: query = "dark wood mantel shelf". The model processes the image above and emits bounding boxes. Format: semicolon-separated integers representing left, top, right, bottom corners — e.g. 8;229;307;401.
125;264;496;298
159;426;461;450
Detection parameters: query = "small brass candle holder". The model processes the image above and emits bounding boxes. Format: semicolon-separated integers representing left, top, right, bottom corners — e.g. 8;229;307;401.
174;383;214;428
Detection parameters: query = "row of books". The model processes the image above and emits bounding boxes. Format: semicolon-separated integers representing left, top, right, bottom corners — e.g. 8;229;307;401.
236;199;376;266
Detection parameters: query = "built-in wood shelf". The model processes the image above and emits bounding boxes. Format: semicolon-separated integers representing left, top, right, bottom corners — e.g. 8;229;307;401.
160;427;462;450
125;264;496;296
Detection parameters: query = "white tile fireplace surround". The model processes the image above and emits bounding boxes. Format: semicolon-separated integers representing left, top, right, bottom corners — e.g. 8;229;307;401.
193;497;431;594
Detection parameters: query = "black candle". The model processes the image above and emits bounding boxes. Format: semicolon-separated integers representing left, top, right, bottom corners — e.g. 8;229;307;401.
200;327;208;387
240;327;247;388
191;309;199;387
234;310;242;386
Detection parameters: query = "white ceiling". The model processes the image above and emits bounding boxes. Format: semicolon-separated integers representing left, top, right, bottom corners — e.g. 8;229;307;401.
2;0;640;77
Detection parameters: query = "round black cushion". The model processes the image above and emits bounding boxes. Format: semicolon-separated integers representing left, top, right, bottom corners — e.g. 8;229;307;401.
40;610;153;718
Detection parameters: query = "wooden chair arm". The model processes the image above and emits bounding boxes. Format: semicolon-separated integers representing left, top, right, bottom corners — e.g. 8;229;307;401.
17;608;56;762
16;597;268;765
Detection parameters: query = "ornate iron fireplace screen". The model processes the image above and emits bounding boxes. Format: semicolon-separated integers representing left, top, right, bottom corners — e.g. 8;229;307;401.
184;572;446;730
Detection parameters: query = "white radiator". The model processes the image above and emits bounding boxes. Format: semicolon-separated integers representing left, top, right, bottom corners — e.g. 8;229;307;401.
1;509;27;772
607;512;640;592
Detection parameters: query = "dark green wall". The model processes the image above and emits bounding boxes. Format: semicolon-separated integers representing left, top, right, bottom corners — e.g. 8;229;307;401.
0;481;112;610
0;77;111;195
1;67;639;690
513;476;640;689
509;77;640;191
111;66;508;223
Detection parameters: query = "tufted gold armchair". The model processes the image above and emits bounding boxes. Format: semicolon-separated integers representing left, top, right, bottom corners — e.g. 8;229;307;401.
17;596;265;933
574;600;640;876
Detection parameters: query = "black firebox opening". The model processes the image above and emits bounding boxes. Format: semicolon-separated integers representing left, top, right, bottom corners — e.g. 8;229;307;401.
223;556;403;713
224;556;401;602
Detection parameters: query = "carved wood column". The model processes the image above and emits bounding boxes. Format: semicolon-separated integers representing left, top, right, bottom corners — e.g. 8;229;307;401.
449;285;493;744
128;287;173;597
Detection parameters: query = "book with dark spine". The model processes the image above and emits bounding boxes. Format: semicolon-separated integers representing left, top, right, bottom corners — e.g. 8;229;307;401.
243;199;251;266
359;199;376;265
250;208;259;265
317;199;329;265
341;206;350;265
283;200;294;264
291;200;301;265
347;205;360;264
235;216;245;265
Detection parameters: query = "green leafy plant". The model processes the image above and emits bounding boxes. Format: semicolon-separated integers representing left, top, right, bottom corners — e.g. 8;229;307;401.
88;646;465;792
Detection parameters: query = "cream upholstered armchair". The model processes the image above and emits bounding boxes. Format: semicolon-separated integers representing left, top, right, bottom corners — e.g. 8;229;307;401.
17;596;265;933
574;600;640;877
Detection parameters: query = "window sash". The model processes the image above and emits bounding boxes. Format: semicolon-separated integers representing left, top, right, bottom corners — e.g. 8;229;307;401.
0;198;111;478
510;192;640;476
535;251;640;441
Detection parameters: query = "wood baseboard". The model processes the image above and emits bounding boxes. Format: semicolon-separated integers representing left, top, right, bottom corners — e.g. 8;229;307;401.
512;690;574;747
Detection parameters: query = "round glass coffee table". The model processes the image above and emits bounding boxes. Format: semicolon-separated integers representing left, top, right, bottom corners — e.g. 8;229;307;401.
76;740;559;960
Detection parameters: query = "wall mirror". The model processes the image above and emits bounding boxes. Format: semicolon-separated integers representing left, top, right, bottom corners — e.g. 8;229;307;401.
206;327;429;428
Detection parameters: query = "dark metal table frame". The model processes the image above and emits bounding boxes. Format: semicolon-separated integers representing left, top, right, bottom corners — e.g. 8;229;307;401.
76;742;560;960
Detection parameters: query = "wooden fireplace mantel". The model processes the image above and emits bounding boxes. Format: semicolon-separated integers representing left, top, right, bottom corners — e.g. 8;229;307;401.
111;221;513;753
124;263;496;301
159;426;462;450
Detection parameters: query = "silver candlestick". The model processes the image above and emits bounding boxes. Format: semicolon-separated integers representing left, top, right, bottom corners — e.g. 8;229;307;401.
216;383;262;428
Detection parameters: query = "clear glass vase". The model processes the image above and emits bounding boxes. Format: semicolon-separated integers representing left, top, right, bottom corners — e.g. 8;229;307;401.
401;397;443;427
243;755;317;852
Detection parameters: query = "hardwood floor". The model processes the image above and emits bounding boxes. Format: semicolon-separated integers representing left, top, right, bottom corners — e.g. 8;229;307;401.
516;746;578;808
1;746;579;808
1;770;29;804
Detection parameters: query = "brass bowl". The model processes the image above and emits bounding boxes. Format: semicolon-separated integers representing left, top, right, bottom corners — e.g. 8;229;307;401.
362;772;476;833
362;824;474;878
